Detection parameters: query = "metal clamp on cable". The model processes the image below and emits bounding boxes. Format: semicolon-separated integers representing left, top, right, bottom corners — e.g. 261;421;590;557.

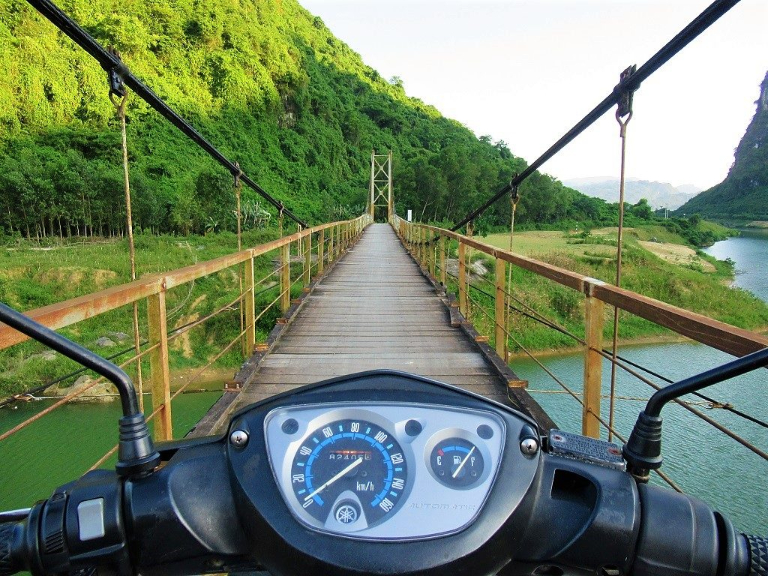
233;161;243;187
615;64;637;133
509;182;520;207
106;47;127;99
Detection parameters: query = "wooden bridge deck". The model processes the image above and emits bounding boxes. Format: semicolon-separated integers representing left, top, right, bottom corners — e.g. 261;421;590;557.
197;224;550;434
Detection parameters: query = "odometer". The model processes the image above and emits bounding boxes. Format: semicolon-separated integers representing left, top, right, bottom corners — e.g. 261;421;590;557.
290;419;407;527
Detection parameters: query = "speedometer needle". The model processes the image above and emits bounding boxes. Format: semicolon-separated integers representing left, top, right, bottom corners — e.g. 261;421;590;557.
452;446;476;479
304;457;363;502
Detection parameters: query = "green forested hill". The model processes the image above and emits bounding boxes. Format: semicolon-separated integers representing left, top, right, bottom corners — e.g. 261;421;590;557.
0;0;618;238
677;71;768;221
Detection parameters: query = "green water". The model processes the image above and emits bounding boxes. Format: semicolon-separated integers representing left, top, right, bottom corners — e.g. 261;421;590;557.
0;390;222;511
514;342;767;534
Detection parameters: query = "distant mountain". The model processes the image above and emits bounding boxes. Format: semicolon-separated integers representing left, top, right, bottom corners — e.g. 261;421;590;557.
563;178;700;210
677;71;768;221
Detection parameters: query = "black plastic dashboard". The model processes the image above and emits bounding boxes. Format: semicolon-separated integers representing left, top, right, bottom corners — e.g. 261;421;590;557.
221;371;547;574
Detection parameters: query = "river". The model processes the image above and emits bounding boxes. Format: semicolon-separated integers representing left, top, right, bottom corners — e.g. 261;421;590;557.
703;228;768;301
1;232;766;534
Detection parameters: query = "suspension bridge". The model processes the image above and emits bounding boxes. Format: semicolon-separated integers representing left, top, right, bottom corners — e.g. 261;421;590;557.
1;0;766;499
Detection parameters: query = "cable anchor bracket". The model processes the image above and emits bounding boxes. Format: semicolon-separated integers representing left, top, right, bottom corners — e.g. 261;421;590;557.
233;161;244;188
509;179;520;206
106;47;127;99
614;64;637;134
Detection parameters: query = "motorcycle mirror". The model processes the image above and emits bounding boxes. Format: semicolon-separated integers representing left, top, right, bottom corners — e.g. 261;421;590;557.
0;302;160;477
623;346;768;482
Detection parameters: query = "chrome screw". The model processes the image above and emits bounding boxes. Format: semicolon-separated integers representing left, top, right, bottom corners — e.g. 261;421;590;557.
230;429;249;447
520;438;539;455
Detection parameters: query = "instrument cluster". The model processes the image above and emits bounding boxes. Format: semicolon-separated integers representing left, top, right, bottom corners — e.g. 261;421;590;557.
264;403;506;540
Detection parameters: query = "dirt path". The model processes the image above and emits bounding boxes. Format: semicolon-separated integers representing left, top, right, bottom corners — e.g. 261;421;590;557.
638;241;715;272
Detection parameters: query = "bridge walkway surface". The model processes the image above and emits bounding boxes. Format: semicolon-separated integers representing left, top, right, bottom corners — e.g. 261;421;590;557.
195;223;551;435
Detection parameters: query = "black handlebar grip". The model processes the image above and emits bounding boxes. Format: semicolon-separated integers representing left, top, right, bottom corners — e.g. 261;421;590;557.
745;535;768;576
0;523;22;576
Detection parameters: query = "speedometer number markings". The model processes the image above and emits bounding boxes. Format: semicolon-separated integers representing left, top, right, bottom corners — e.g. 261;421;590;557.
290;419;408;526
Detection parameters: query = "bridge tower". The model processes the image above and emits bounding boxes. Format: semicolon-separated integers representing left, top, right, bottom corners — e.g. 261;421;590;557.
369;150;393;221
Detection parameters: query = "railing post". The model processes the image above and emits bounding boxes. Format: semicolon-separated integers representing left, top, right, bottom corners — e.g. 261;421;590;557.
495;258;507;361
303;232;311;286
583;287;605;438
458;241;467;317
318;228;325;275
429;231;436;278
296;224;302;261
440;236;447;286
147;290;172;441
281;243;290;312
329;225;335;263
420;228;425;267
244;255;256;354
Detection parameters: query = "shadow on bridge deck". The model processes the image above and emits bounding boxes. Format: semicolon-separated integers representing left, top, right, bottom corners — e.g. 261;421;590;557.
193;223;553;436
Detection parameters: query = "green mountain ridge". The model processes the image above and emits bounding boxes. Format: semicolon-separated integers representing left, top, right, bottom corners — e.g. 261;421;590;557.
677;71;768;222
0;0;629;237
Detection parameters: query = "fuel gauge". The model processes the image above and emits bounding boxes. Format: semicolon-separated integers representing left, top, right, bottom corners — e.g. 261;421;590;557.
430;438;485;489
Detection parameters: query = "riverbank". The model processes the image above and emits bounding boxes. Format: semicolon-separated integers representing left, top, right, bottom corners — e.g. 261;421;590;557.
506;328;768;361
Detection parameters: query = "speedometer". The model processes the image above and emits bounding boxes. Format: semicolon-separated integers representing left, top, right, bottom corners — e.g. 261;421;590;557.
290;419;408;528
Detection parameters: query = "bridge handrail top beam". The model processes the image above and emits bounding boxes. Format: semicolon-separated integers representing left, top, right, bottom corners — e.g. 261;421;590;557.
0;216;369;350
401;219;768;358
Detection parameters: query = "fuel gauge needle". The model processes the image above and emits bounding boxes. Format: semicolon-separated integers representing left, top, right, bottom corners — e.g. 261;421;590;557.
452;446;476;479
304;457;363;501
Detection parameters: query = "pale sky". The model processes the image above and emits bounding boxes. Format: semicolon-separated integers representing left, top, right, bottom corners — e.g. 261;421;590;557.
300;0;767;191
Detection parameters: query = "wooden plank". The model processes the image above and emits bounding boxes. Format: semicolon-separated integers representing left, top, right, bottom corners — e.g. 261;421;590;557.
244;256;256;353
246;373;500;386
592;282;768;358
281;243;290;312
458;241;467;317
495;258;506;360
582;293;604;438
318;229;325;275
147;291;172;441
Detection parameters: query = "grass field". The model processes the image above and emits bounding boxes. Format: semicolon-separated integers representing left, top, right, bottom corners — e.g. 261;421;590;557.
481;226;715;270
0;227;306;396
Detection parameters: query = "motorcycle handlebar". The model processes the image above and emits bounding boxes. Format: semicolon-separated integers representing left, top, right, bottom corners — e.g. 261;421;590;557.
632;484;765;576
0;522;23;576
744;536;768;576
1;476;765;576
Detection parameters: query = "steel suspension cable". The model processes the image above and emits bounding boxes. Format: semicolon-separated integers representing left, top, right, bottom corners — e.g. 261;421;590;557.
25;0;308;229
451;0;742;232
110;86;145;411
608;80;634;442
